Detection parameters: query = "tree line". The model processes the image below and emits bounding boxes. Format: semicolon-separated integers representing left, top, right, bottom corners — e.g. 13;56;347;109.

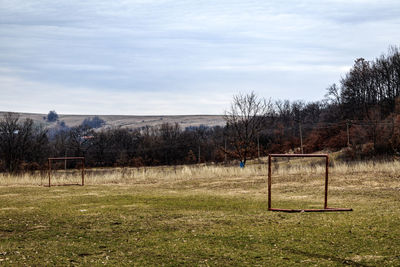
1;46;399;172
0;114;229;172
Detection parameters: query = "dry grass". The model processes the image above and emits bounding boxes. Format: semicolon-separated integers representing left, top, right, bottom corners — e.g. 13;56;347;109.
1;158;399;194
2;157;399;210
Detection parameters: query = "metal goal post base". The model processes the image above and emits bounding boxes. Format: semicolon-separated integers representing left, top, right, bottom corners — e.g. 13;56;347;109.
269;208;353;213
268;154;352;212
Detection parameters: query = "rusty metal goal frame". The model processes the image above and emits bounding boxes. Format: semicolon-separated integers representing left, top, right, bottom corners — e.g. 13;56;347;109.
47;157;85;187
268;154;352;212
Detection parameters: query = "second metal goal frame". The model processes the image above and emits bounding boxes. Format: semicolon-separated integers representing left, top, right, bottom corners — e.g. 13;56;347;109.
47;157;85;187
267;154;352;212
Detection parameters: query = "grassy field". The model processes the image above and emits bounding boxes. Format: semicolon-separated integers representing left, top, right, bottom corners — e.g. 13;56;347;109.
0;159;399;266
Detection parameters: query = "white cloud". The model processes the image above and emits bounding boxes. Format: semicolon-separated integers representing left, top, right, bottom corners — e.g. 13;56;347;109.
200;63;351;73
0;74;230;115
0;0;399;114
43;63;114;71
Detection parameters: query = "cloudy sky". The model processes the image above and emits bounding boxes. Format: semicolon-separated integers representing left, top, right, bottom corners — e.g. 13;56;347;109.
0;0;399;115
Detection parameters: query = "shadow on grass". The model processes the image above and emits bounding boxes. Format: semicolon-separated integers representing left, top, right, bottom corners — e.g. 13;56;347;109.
283;247;371;267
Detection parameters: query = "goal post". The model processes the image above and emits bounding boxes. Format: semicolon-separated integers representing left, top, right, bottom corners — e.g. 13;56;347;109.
267;154;352;212
48;157;85;187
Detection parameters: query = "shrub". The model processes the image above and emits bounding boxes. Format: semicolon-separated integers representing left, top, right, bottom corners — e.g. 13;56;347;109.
47;110;59;122
81;116;105;129
185;150;197;164
131;157;144;167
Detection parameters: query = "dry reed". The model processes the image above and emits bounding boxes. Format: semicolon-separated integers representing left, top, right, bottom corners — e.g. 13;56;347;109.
1;159;399;187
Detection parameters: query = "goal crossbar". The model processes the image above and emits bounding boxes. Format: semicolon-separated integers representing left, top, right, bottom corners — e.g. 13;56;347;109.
268;154;352;212
47;157;85;187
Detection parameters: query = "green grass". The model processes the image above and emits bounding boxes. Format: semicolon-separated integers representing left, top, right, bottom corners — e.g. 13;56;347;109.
1;162;400;266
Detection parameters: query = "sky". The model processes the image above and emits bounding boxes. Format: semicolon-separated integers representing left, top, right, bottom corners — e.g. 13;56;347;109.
0;0;399;115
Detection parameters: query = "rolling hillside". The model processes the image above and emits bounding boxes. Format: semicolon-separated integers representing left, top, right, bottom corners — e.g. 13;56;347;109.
0;111;225;130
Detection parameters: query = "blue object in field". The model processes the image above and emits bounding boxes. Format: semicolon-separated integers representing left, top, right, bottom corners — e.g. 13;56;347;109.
240;162;245;168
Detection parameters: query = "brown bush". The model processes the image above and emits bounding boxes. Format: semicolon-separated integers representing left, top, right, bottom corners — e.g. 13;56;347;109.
130;157;144;167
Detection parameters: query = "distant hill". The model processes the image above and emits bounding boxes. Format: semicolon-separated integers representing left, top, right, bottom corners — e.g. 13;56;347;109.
0;112;226;130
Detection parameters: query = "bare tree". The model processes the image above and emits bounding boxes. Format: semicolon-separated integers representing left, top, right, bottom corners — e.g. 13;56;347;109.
0;113;48;172
68;125;95;157
224;92;273;166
